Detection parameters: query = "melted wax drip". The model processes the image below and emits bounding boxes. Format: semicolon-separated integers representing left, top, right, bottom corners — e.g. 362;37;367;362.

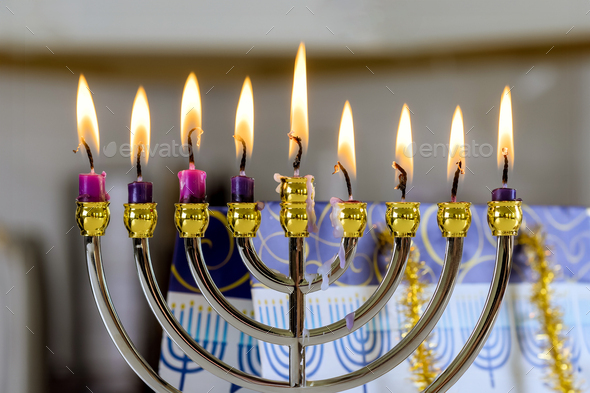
316;260;332;291
345;312;355;331
330;197;347;268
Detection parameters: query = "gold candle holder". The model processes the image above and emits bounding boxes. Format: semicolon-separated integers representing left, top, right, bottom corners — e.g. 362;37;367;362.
334;202;367;237
227;203;262;238
76;201;111;236
279;177;313;237
123;203;158;238
174;203;210;238
385;202;420;237
487;200;522;236
437;202;472;237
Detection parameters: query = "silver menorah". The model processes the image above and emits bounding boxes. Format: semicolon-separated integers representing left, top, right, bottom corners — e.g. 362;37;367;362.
76;175;523;392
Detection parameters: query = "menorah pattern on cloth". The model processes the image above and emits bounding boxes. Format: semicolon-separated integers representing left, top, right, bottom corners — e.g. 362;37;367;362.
457;295;511;388
162;203;590;392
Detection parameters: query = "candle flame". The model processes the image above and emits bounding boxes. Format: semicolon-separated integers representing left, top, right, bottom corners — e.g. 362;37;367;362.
235;76;254;159
130;86;150;165
395;104;414;183
447;106;466;181
498;86;514;170
289;42;308;160
337;101;356;179
76;75;100;151
181;72;203;148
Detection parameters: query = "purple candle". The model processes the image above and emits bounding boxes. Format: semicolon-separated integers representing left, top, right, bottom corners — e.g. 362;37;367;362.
128;181;153;203
78;171;108;202
491;187;516;201
231;175;254;202
74;137;109;202
178;167;207;203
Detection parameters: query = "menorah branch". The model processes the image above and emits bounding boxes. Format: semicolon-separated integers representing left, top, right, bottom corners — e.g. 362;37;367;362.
300;238;464;392
305;237;410;346
236;237;359;294
133;238;292;391
84;236;181;393
236;237;295;293
422;236;514;393
184;238;294;345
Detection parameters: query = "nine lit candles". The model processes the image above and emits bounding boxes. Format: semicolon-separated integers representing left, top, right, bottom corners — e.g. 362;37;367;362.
74;43;517;215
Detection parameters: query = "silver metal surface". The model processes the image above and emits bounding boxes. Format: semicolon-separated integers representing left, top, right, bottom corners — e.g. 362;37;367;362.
185;238;294;345
236;237;294;293
422;236;513;393
85;226;515;393
305;237;465;391
288;238;306;387
306;237;410;346
83;237;181;393
133;238;292;391
237;237;359;294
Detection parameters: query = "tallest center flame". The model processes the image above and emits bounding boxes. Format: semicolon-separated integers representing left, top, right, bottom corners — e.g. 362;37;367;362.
289;42;309;159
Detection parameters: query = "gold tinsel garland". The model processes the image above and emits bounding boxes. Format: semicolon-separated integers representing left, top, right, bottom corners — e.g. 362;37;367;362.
378;229;438;389
518;228;580;393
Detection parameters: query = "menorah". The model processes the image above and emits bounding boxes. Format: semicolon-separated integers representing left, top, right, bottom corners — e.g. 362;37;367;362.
76;175;522;392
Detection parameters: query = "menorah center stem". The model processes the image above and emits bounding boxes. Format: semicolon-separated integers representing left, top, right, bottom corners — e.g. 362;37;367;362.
288;237;306;387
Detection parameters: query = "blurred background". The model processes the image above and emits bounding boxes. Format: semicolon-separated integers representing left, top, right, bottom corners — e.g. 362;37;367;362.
1;0;590;391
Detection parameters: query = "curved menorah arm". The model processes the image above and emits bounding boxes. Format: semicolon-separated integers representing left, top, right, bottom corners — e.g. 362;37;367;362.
422;236;513;393
305;237;410;346
236;237;294;293
84;236;181;393
184;238;294;346
307;238;464;392
237;237;359;294
133;238;293;391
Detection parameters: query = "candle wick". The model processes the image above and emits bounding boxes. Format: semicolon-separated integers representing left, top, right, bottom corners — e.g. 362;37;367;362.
73;137;94;172
233;135;247;174
288;131;303;175
136;144;143;181
392;161;407;202
333;161;353;200
187;127;204;168
451;160;464;202
502;147;509;187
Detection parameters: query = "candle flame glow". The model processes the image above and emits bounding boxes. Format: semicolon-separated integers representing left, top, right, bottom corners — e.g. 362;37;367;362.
498;86;514;170
447;106;466;181
235;76;254;159
130;86;150;165
181;72;203;148
289;42;309;160
395;104;414;183
337;101;357;179
76;75;100;151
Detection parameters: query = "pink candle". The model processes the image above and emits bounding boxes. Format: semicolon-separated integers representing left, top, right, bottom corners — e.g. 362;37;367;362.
178;163;206;203
78;170;108;202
